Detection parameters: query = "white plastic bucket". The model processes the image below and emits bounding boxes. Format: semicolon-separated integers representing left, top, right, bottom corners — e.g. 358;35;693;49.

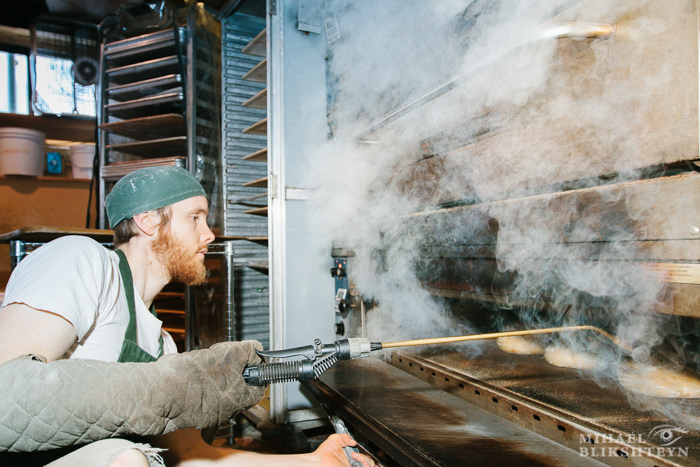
0;127;46;176
70;143;95;179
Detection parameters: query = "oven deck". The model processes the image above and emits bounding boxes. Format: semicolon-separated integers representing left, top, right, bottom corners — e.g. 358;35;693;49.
314;357;606;466
313;345;700;466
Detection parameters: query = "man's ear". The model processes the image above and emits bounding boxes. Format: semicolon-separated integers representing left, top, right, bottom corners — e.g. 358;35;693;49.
132;212;159;236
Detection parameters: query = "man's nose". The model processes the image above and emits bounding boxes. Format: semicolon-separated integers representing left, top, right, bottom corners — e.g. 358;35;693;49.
201;223;215;244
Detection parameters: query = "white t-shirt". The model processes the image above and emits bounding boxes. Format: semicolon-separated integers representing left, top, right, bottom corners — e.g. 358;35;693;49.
2;236;177;361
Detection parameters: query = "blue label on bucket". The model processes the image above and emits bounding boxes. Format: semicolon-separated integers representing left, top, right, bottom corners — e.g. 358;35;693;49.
47;152;62;174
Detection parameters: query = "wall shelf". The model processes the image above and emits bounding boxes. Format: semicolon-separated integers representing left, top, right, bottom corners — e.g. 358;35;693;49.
242;58;267;83
0;175;92;183
242;147;267;161
242;118;267;135
243;88;267;109
241;28;266;57
243;206;268;216
242;176;267;188
0;113;95;142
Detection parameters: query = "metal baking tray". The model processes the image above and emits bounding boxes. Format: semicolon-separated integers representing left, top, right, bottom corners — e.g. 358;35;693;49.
99;114;185;140
106;56;180;84
107;136;187;157
106;74;182;102
104;91;183;119
101;156;186;182
104;28;186;65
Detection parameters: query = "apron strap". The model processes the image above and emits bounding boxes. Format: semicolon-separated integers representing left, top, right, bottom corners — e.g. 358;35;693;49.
115;249;138;342
115;249;163;363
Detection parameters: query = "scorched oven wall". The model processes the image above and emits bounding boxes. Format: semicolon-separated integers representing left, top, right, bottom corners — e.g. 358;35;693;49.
265;0;700;456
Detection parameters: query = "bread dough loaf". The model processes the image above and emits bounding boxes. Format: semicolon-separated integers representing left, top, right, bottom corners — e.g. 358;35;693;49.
496;335;544;355
544;345;601;370
618;363;700;399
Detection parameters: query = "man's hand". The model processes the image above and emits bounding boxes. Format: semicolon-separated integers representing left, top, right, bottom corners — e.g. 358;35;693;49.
193;340;266;423
313;433;376;467
176;433;377;467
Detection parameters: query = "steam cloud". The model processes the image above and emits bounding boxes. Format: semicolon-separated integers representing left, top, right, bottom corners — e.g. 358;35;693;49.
302;0;700;429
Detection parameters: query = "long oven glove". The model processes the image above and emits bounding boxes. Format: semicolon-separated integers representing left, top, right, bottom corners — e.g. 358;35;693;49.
0;340;265;452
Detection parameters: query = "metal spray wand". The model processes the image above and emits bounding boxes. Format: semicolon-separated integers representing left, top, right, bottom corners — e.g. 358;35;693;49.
243;325;632;386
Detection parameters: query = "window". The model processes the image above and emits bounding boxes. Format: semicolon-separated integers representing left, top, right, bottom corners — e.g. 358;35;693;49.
31;18;98;118
0;51;30;114
33;54;96;116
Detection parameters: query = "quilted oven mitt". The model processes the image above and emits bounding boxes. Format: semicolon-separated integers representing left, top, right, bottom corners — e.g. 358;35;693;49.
0;340;265;452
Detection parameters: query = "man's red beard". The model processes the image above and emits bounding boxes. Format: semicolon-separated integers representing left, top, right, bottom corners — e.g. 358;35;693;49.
151;224;207;285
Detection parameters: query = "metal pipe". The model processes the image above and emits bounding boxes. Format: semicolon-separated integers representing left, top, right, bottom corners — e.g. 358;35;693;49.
354;22;614;140
381;325;633;353
538;22;614;41
360;299;366;338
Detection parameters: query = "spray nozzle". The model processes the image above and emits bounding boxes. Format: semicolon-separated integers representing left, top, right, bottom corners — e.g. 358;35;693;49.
243;338;379;386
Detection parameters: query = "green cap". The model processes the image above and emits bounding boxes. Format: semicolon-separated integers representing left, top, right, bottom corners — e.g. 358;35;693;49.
106;167;207;228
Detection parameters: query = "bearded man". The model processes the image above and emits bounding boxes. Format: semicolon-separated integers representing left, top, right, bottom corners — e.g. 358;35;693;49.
0;167;372;467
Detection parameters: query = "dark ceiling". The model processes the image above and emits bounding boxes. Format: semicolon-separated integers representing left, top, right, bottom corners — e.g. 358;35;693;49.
1;0;265;29
2;1;51;29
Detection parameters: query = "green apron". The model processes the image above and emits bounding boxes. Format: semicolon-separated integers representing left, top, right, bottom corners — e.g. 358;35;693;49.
114;249;163;363
0;251;165;465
